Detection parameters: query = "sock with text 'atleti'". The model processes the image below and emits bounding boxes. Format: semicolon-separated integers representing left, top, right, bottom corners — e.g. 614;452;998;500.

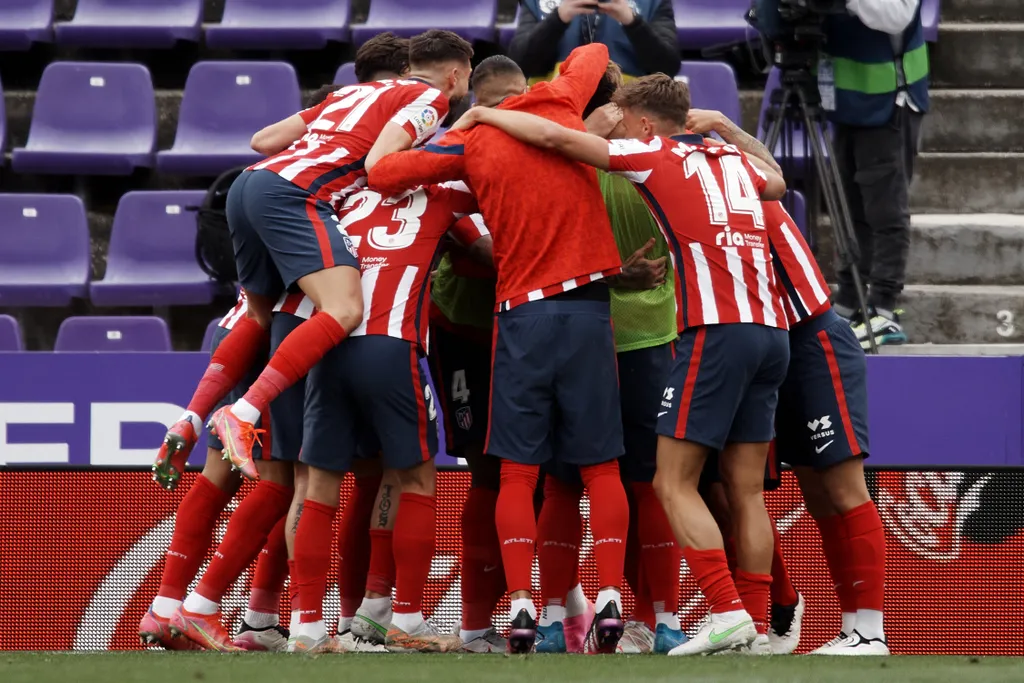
237;312;347;419
337;474;381;618
156;475;233;604
633;482;682;622
392;493;437;616
246;516;289;624
580;461;629;592
843;501;886;640
495;461;540;595
294;500;338;624
537;476;583;616
188;316;268;420
461;487;505;632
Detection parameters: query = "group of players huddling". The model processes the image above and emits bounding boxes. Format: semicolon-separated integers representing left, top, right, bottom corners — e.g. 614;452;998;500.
138;29;889;657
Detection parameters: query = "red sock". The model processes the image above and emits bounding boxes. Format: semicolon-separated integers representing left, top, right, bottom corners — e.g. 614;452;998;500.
770;520;798;607
337;474;381;617
189;316;268;418
242;311;347;413
365;529;396;595
537;475;583;607
580;461;629;589
249;516;289;614
461;487;505;631
495;461;540;593
288;559;299;613
294;499;338;623
633;482;681;616
842;501;885;612
624;497;646;622
196;480;294;603
683;548;743;614
157;475;233;600
392;493;436;615
815;513;856;614
734;569;772;634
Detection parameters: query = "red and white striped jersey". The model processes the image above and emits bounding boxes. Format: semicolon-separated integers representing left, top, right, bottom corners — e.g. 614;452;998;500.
607;134;788;332
274;182;483;349
218;290;248;329
764;201;831;326
250;80;448;209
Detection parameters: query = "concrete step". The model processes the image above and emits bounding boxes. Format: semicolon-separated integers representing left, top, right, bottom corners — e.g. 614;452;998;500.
943;0;1024;23
739;89;1024;154
910;153;1024;213
931;24;1024;88
879;343;1024;356
907;214;1024;285
898;284;1024;344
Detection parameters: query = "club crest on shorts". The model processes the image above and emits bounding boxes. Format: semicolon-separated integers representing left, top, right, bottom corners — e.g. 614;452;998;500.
456;406;473;431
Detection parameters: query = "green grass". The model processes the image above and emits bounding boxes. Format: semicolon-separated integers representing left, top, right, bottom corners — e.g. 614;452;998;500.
2;653;1023;683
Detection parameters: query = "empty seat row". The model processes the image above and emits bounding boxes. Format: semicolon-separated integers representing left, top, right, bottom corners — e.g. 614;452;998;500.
0;314;236;352
0;192;221;307
0;0;497;51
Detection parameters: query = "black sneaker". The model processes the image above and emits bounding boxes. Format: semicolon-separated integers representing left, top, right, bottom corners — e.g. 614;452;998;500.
507;608;537;654
584;601;624;654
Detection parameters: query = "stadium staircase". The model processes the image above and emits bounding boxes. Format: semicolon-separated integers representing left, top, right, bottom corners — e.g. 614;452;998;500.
2;0;1023;349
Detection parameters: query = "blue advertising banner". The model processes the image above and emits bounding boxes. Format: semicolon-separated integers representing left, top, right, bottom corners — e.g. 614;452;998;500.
0;352;1021;467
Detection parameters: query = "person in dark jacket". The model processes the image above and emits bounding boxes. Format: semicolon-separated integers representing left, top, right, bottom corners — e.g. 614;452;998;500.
510;0;681;82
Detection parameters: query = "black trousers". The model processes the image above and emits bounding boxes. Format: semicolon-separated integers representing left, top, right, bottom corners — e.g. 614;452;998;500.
833;105;924;313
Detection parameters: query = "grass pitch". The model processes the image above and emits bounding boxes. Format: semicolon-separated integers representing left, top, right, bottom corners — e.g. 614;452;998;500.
3;652;1023;683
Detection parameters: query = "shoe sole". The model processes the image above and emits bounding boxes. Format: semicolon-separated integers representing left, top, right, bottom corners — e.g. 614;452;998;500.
508;629;536;654
594;619;624;654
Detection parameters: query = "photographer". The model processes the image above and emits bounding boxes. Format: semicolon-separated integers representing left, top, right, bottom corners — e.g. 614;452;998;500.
509;0;681;82
820;0;929;347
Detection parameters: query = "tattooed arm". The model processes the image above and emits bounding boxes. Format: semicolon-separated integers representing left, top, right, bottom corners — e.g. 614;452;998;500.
685;108;783;176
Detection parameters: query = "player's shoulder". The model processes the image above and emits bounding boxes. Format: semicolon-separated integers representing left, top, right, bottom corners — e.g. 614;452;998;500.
608;136;666;157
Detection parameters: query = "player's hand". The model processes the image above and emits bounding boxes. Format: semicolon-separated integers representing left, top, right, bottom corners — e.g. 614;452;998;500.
620;238;667;289
449;107;481;131
597;0;637;26
685;109;725;135
584;103;622;139
558;0;598;22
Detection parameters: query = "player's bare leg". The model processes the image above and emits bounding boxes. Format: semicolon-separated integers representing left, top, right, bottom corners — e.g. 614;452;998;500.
289;465;346;653
387;459;460;653
797;460;888;655
141;450;239;649
350;468;401;648
284;462;307;633
211;271;363;480
458;447;508;653
653;436;755;655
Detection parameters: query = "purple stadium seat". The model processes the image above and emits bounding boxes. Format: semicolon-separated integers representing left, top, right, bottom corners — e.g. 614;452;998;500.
352;0;497;44
0;194;89;306
0;315;23;351
784;189;808;238
55;316;172;352
0;0;53;50
677;61;741;132
674;0;750;50
206;0;350;49
334;62;357;86
497;6;519;49
157;61;301;176
922;0;939;42
90;191;220;306
201;317;222;352
12;62;155;175
54;0;202;48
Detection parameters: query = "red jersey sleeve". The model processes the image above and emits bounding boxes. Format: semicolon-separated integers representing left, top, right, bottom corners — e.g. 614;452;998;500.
606;137;664;183
368;130;468;195
449;213;489;247
298;99;328;125
388;84;449;147
434;180;480;218
549;42;610;115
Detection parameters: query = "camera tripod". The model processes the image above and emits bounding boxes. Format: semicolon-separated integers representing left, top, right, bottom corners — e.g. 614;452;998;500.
760;64;878;354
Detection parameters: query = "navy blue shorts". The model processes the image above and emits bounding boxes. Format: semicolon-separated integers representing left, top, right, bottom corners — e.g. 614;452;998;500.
227;169;359;299
301;336;438;473
657;323;790;450
427;320;491;457
207;324;269;459
618;342;674;483
267;312;305;463
775;308;870;469
485;293;623;467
